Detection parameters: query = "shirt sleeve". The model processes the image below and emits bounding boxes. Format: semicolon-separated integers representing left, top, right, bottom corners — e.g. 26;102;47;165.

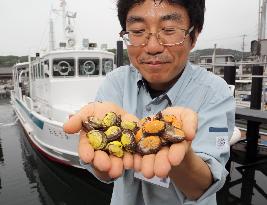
191;82;235;202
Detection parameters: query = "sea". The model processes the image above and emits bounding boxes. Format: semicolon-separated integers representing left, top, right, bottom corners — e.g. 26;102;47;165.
0;99;266;205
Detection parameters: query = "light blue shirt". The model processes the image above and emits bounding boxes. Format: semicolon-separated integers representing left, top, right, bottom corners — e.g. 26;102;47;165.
81;62;235;205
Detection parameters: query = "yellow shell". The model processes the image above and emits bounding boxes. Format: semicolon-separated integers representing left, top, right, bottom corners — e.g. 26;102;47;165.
87;130;107;150
106;141;124;158
121;120;137;131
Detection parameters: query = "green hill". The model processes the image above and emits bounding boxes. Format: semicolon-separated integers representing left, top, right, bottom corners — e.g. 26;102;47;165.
0;56;28;67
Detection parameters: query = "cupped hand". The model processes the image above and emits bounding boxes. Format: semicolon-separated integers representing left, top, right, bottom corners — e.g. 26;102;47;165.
63;101;138;179
133;107;198;179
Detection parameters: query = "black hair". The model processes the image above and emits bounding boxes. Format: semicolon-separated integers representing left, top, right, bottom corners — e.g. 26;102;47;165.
117;0;205;42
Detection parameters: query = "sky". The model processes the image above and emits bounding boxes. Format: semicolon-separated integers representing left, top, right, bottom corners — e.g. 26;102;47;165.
0;0;260;56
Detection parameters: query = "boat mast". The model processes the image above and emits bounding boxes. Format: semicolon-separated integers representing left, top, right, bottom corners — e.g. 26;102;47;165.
49;18;55;51
60;0;76;48
61;0;67;43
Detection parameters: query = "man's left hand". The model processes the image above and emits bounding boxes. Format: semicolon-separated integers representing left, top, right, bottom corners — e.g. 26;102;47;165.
133;107;198;179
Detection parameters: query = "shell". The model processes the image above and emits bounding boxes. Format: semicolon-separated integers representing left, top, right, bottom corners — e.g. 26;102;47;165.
102;112;121;128
162;114;177;124
82;116;102;132
136;135;162;155
106;141;124;158
121;120;138;132
161;124;185;143
135;129;144;143
87;130;107;150
104;126;122;142
142;119;166;136
121;130;137;153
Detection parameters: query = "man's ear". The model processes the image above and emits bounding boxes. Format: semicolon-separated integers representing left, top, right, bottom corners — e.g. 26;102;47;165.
191;31;200;49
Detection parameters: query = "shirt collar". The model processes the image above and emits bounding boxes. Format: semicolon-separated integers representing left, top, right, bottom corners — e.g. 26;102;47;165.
166;62;194;105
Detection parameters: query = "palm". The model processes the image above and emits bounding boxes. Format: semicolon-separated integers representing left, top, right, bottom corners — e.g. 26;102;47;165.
64;103;197;179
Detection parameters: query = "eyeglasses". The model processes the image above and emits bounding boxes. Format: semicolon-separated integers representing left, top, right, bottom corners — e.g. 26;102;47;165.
120;26;194;47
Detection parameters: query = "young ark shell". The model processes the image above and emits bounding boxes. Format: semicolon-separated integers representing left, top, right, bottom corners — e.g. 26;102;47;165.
142;120;166;136
162;124;185;143
104;126;122;142
102;112;121;128
82;116;102;132
121;120;138;132
106;141;124;158
121;130;137;153
87;130;107;150
136;135;162;155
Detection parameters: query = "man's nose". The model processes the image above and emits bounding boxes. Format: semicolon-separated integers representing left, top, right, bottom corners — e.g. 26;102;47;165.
145;34;164;55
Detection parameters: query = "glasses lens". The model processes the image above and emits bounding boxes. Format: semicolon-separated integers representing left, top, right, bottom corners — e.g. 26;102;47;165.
123;32;147;46
159;28;186;45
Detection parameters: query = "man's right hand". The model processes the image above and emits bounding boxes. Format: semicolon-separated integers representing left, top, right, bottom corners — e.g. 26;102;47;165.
63;101;138;180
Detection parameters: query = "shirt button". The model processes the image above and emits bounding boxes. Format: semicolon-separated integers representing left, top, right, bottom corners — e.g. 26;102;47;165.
146;106;151;112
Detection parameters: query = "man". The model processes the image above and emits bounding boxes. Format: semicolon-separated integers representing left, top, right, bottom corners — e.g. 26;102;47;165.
64;0;235;204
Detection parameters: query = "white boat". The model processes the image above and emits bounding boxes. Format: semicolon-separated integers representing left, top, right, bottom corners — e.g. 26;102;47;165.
10;1;115;168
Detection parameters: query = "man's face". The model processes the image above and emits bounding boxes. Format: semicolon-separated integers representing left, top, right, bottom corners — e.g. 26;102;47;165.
126;0;197;90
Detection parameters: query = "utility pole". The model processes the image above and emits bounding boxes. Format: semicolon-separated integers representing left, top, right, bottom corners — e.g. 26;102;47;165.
259;0;267;41
241;34;247;62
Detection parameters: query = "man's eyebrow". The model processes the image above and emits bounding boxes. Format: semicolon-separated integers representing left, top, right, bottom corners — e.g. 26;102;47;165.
160;13;182;22
126;16;145;24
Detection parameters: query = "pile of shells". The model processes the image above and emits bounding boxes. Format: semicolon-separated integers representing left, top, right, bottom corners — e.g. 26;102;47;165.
82;111;185;158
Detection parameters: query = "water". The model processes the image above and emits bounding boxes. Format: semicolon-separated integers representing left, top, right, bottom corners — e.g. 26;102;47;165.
0;100;266;205
0;100;112;205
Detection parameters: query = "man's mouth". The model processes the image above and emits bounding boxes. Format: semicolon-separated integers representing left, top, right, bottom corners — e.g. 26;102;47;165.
145;60;165;65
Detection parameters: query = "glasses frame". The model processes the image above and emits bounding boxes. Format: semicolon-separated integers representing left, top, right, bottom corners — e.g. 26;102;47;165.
119;26;194;47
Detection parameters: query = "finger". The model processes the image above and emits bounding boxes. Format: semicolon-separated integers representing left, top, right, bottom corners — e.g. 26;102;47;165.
123;152;134;170
78;130;94;163
168;142;187;166
180;108;198;141
141;154;155;179
63;113;83;134
133;154;142;172
108;155;124;179
63;103;95;134
154;147;171;178
93;150;111;172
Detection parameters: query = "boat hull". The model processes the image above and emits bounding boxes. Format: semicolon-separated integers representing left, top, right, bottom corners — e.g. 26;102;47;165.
11;96;83;169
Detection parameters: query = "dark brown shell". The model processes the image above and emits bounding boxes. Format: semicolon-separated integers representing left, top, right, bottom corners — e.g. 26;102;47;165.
82;116;102;132
136;135;162;155
161;124;185;143
121;130;137;153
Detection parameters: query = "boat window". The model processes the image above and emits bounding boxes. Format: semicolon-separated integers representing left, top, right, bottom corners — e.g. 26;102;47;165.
78;58;99;76
52;58;75;77
44;60;49;78
102;58;113;75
